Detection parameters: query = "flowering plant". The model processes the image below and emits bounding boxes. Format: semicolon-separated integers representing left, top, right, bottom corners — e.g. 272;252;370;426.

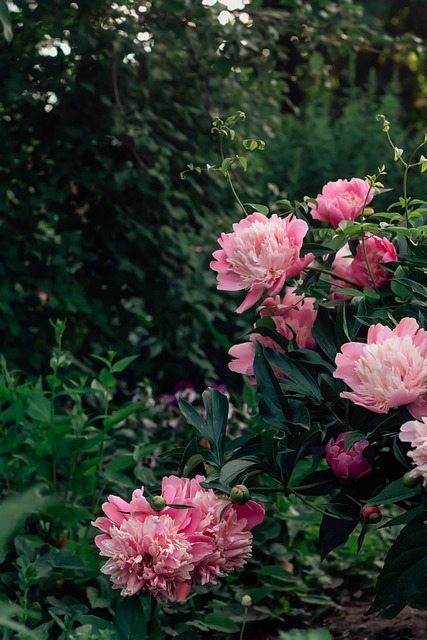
175;112;427;619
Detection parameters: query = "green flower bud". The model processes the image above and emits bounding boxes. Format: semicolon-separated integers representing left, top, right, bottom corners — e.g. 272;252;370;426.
230;484;251;505
402;472;421;488
150;495;167;512
361;505;382;524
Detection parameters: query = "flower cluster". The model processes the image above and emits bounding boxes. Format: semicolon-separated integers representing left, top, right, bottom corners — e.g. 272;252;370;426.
92;475;264;601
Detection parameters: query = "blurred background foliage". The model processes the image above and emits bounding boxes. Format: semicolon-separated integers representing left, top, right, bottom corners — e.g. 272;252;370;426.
1;0;427;390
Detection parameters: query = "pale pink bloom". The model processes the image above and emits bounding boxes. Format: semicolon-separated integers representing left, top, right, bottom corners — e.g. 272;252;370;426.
351;235;397;289
228;288;317;378
309;178;374;228
399;418;427;484
334;318;427;414
325;432;371;481
95;514;195;600
92;475;265;600
210;213;314;313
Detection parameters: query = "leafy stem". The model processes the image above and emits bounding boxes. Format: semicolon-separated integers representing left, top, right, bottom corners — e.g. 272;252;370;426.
287;487;341;519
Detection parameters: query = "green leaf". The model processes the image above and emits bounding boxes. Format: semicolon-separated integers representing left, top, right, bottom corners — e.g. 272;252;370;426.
365;478;420;506
103;401;145;431
319;493;359;559
237;155;247;172
203;387;228;464
99;367;116;387
179;398;212;445
219;458;261;487
244;202;269;215
0;486;48;563
111;355;140;373
203;612;239;633
368;513;427;617
114;596;147;640
253;343;288;432
263;349;322;403
26;387;51;423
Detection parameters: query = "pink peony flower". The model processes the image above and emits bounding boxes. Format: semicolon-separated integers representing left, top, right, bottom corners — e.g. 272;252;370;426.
95;514;195;600
228;288;317;378
210;213;314;313
92;475;265;600
308;178;374;228
334;318;427;414
399;418;427;484
351;234;397;289
325;432;372;481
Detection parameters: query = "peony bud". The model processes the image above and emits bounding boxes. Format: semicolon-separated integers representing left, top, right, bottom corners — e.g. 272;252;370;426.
150;495;167;512
325;432;372;481
241;595;252;607
361;505;382;524
230;484;251;505
402;471;421;488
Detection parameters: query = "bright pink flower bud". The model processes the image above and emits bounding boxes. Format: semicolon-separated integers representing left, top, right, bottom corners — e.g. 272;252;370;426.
361;505;382;524
351;234;397;289
325;432;372;481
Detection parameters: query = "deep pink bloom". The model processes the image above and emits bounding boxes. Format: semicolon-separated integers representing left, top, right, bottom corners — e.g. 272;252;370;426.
228;288;317;378
399;418;427;485
334;318;427;414
210;213;314;313
309;178;374;228
92;475;265;600
325;432;371;481
351;235;397;289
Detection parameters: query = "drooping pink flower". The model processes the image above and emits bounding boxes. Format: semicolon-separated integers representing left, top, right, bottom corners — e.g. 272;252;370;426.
325;432;372;481
92;475;265;601
210;213;314;313
351;235;397;289
399;417;427;484
333;318;427;414
308;178;374;228
228;288;317;378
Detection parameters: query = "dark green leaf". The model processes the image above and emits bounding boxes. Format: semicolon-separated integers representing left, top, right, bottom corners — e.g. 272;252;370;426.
114;596;147;640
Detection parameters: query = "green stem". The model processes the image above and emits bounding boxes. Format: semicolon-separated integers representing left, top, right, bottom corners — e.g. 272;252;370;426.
291;480;331;492
219;134;247;216
307;265;360;288
287;487;341;519
239;605;248;640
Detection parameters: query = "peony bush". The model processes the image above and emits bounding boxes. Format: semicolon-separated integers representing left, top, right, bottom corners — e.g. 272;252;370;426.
175;112;427;621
